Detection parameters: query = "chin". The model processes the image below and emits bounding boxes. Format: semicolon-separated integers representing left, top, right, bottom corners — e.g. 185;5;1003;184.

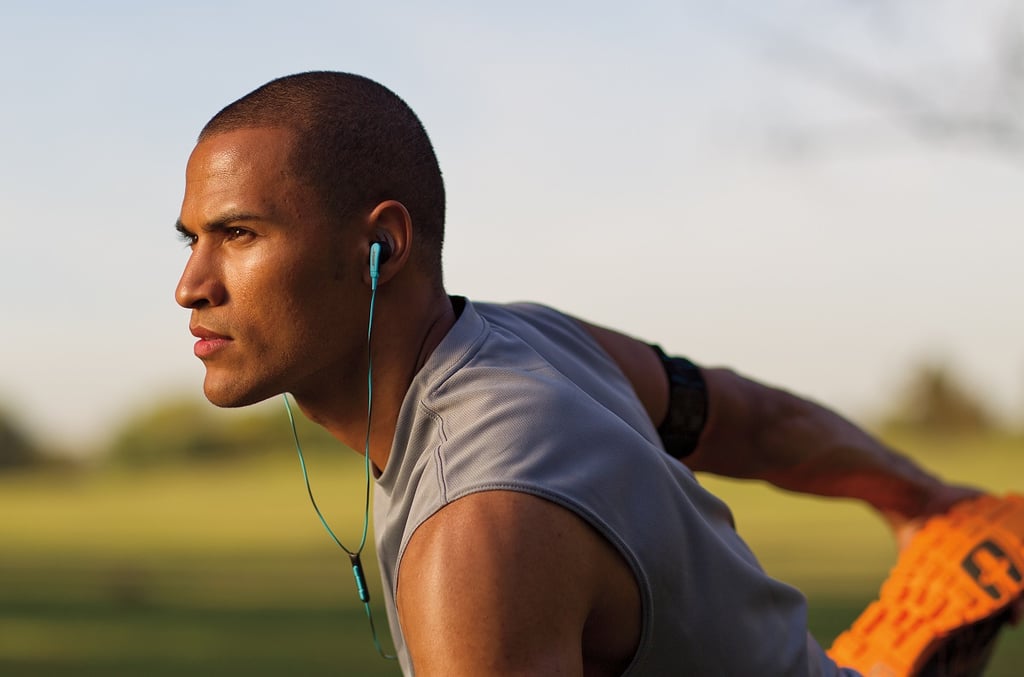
202;375;278;409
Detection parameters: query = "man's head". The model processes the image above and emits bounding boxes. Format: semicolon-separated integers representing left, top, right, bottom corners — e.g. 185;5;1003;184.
199;71;446;279
175;72;446;409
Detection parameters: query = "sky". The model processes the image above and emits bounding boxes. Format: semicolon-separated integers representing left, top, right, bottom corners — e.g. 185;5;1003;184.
1;1;1022;452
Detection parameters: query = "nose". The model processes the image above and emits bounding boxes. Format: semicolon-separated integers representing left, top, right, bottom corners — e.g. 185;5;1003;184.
175;247;226;309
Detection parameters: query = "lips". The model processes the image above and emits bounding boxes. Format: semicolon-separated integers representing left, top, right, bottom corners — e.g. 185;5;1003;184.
190;325;232;359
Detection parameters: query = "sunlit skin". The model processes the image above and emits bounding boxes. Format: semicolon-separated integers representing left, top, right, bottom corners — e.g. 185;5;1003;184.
175;126;455;467
173;125;996;677
173;126;644;676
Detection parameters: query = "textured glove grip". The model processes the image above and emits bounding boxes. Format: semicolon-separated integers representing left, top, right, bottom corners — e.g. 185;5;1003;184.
828;493;1024;676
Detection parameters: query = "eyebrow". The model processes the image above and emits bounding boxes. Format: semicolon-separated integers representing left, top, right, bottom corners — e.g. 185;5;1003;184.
174;219;194;238
174;211;262;237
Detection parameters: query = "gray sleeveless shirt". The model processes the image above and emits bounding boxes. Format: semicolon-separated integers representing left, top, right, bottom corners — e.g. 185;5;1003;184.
373;299;856;676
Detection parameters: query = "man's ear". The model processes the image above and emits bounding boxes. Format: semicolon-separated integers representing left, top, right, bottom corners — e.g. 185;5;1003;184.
364;200;412;286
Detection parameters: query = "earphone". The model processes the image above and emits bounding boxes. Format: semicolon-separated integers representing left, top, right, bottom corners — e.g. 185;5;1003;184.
281;236;397;661
369;240;392;286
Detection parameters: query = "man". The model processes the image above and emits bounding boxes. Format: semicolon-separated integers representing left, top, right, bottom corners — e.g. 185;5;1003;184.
175;71;975;675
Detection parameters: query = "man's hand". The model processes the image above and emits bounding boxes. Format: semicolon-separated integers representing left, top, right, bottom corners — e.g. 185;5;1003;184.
882;482;982;551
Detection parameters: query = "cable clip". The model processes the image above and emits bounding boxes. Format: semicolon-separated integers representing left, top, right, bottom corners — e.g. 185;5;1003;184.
350;553;371;603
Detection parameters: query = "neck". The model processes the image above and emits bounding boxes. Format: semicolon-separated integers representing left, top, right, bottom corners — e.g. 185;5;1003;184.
293;287;456;472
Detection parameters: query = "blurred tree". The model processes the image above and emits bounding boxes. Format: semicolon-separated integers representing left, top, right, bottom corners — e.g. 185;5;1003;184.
0;407;39;469
108;399;225;466
884;361;996;434
107;397;336;467
751;1;1024;163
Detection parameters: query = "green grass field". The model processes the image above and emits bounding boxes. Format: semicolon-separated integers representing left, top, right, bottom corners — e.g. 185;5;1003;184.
1;433;1021;675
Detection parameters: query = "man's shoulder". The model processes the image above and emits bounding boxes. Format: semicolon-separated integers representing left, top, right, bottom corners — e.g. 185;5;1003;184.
472;299;591;346
407;298;662;493
440;298;623;396
395;488;642;676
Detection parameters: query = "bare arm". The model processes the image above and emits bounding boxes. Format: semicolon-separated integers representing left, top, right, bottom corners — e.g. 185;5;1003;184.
579;320;977;540
396;491;640;676
694;367;977;541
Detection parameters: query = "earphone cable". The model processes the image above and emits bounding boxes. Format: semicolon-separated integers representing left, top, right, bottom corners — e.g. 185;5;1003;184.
281;245;396;660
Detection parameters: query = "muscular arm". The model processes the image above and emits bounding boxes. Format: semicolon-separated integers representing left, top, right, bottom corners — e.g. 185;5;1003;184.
579;320;976;538
397;491;640;677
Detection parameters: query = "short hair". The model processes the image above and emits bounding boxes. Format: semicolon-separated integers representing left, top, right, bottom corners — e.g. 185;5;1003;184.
200;71;446;278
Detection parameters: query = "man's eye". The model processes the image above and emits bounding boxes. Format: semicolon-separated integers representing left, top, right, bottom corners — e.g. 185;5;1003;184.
177;231;198;247
226;227;253;241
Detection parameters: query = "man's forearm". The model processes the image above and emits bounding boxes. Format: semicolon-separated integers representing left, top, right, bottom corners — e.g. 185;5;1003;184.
686;368;974;528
